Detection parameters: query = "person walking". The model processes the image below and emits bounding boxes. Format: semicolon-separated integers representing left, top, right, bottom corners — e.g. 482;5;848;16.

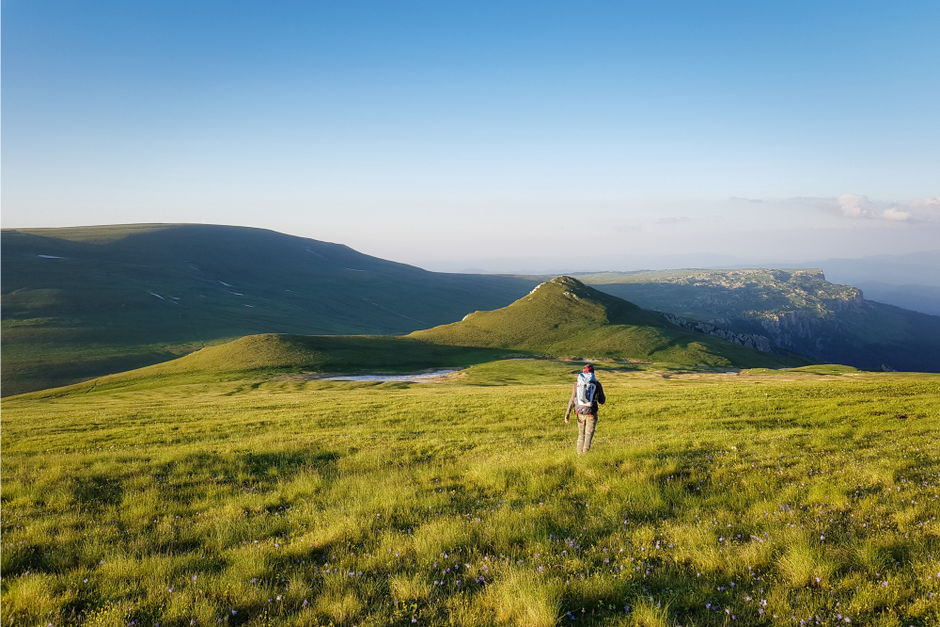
564;364;606;454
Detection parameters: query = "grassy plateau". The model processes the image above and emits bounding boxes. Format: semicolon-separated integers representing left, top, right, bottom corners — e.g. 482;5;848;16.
3;359;939;626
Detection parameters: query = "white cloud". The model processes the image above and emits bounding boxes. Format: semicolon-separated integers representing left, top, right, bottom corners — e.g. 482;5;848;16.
824;193;939;222
882;207;911;221
742;194;940;228
838;193;874;218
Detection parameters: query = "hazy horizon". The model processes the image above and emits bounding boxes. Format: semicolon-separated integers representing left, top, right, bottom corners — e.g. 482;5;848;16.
3;2;938;272
6;221;939;286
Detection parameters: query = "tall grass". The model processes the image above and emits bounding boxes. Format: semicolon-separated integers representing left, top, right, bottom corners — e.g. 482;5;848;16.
2;360;939;625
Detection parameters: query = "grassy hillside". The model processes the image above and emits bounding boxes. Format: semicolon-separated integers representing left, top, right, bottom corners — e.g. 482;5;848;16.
1;224;537;395
580;269;940;372
3;361;938;625
44;334;515;395
411;276;799;369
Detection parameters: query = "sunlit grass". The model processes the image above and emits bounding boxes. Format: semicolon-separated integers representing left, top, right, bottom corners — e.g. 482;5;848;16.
2;360;939;625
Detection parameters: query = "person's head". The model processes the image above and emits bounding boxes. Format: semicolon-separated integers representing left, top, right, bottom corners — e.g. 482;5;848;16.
582;364;594;374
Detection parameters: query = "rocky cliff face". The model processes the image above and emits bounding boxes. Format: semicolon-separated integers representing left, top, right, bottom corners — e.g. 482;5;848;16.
663;313;775;353
746;291;867;357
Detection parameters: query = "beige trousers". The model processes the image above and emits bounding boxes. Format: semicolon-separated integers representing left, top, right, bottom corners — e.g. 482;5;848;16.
576;414;597;454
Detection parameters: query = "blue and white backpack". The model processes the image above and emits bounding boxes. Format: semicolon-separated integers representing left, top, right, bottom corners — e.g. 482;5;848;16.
576;371;597;406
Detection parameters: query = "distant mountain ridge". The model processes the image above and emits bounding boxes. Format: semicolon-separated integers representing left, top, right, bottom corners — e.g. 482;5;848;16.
1;224;537;394
580;269;940;372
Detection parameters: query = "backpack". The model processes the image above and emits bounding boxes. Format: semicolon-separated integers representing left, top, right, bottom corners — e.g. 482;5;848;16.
576;372;597;406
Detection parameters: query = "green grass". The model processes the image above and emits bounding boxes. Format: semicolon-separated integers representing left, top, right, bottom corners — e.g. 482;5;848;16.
3;360;939;625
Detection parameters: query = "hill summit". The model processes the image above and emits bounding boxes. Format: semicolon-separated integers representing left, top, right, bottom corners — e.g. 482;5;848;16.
410;276;794;368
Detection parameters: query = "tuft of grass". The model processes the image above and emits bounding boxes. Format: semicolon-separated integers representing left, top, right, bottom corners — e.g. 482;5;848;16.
481;567;562;626
629;597;673;627
389;572;432;603
778;534;836;587
315;590;362;624
2;573;62;625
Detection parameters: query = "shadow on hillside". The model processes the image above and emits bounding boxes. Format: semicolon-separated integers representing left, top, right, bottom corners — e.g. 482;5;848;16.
148;450;341;502
71;474;124;510
241;450;339;480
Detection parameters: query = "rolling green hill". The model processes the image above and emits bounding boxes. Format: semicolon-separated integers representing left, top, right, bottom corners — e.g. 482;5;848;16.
1;224;538;395
410;276;799;369
580;269;940;372
46;333;514;395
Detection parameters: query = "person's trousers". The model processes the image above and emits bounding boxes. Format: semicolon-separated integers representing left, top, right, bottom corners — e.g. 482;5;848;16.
576;414;597;454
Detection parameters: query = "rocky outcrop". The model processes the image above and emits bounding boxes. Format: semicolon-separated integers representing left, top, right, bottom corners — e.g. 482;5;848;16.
663;313;775;353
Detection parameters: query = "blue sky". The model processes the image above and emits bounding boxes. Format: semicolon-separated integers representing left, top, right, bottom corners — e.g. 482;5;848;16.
3;1;938;271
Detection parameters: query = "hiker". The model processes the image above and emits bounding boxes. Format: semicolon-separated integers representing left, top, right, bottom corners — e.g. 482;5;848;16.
564;364;606;454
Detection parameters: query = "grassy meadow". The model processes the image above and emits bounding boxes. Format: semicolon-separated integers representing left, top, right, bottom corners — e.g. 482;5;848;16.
3;360;940;626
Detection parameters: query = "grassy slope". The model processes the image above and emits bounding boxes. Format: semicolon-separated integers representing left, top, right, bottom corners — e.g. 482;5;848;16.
1;224;537;395
410;276;798;369
2;361;939;625
579;269;940;372
42;334;515;396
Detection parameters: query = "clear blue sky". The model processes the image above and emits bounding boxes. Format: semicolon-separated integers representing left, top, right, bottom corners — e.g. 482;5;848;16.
3;1;938;271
